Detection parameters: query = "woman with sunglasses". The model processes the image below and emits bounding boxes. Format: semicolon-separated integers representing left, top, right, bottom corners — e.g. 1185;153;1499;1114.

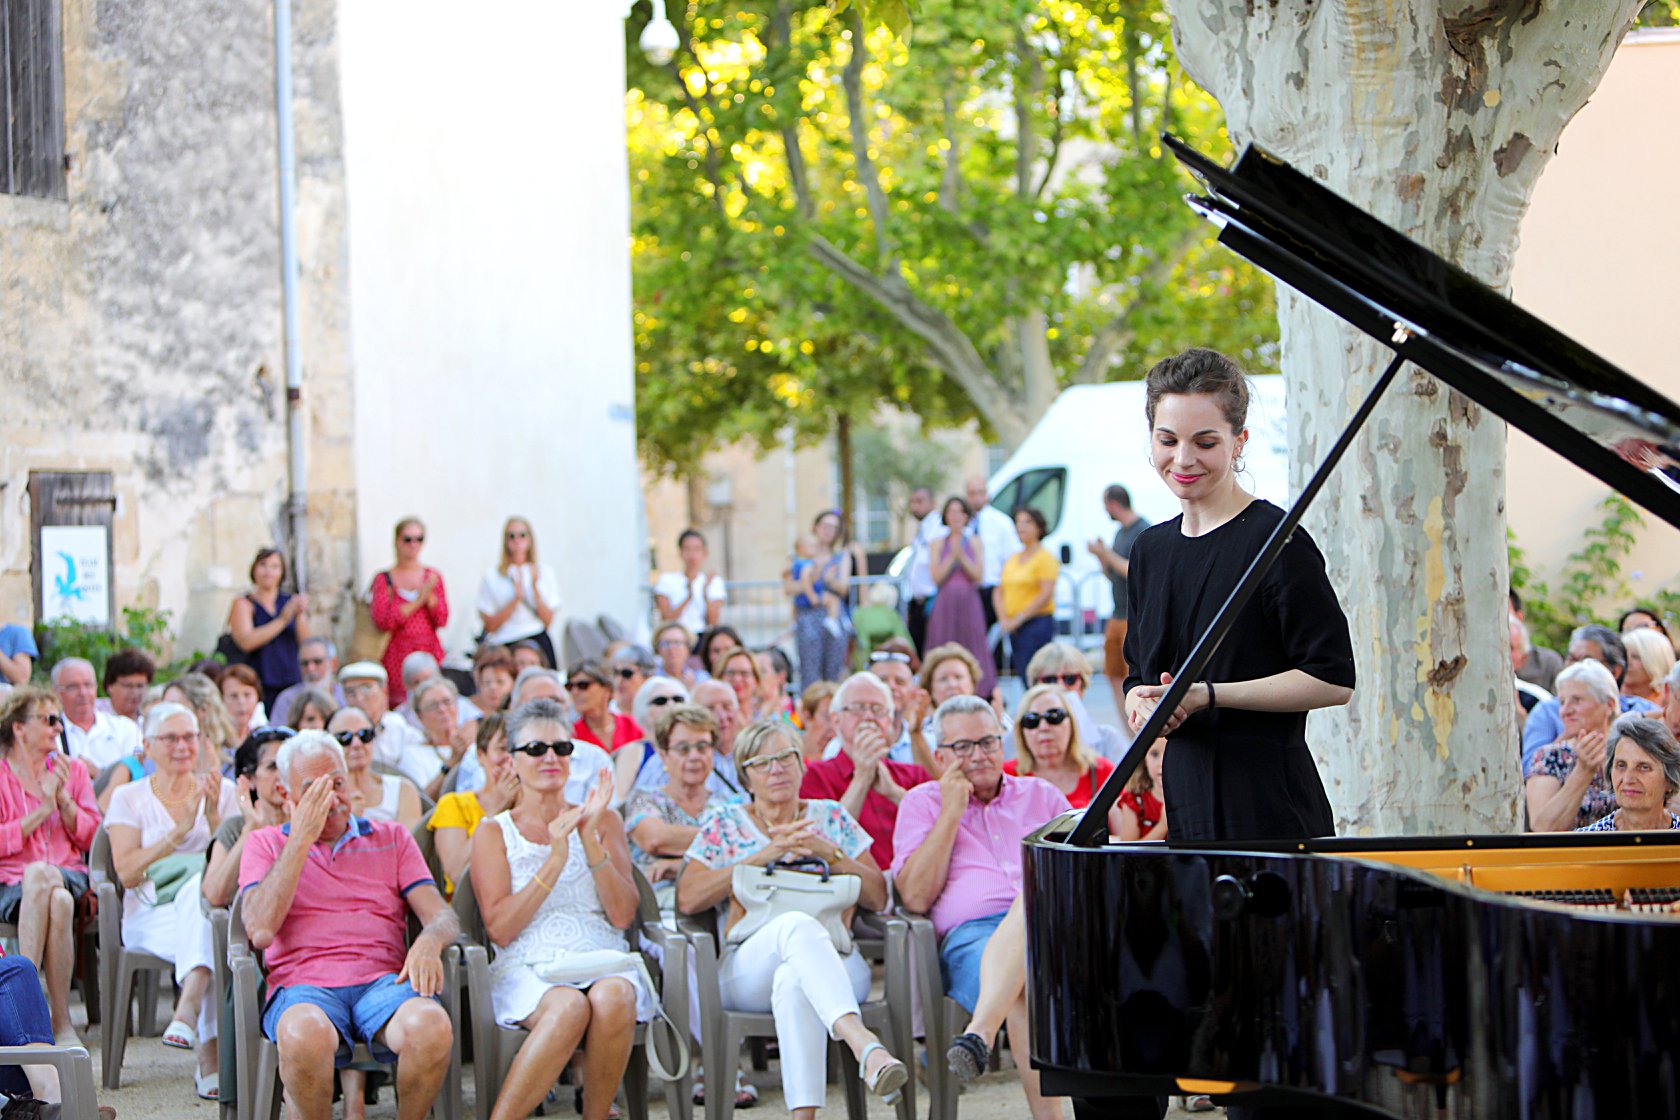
370;515;448;706
106;702;238;1098
567;660;643;753
677;719;907;1117
0;687;99;1041
1025;642;1126;761
430;713;519;897
1004;685;1119;827
610;677;692;802
477;517;560;672
471;698;652;1120
327;707;422;827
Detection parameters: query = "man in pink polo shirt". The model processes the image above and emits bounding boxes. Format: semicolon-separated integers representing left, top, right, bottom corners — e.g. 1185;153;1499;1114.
799;673;931;867
893;695;1070;1120
238;730;457;1120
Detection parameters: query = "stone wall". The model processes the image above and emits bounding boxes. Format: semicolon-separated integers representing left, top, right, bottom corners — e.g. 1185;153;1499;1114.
0;0;355;657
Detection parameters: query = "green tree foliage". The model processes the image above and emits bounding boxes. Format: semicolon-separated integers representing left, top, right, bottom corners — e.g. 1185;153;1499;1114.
1635;0;1680;26
1510;495;1652;652
626;0;1279;479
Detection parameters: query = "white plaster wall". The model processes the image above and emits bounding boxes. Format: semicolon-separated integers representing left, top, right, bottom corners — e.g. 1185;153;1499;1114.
338;0;641;657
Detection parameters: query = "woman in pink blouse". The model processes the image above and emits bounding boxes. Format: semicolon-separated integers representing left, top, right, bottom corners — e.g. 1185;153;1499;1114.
0;686;99;1039
371;516;449;705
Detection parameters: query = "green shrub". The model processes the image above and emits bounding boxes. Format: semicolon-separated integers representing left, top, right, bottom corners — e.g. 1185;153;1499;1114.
33;607;218;684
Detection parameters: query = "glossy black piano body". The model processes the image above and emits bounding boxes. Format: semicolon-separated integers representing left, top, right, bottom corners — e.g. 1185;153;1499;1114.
1024;138;1680;1120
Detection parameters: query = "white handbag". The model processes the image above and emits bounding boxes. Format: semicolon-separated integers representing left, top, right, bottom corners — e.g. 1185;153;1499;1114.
534;950;690;1082
727;857;861;954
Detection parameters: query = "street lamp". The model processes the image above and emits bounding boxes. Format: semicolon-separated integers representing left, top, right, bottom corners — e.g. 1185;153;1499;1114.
639;0;680;65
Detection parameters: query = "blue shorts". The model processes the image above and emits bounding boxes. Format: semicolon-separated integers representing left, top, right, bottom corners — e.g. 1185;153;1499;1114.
261;974;435;1068
938;910;1010;1014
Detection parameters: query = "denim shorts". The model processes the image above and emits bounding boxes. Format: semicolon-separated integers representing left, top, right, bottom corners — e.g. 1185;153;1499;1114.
261;973;435;1067
938;910;1010;1014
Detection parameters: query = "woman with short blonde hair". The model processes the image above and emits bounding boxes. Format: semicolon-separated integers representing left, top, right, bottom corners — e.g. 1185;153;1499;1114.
1621;626;1675;706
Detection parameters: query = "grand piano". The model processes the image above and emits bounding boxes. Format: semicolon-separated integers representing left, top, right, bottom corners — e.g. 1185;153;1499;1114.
1023;137;1680;1120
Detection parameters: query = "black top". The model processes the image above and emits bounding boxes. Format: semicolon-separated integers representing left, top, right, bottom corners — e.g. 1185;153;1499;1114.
1108;516;1150;619
1122;499;1355;842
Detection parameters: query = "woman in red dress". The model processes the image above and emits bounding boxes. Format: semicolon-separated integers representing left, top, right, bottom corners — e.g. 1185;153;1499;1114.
370;516;448;705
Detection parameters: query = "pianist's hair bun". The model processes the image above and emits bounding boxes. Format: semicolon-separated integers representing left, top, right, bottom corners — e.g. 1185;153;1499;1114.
1145;348;1251;433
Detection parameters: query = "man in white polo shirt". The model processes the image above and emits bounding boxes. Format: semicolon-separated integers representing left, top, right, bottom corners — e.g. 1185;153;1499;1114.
337;662;429;788
52;657;140;771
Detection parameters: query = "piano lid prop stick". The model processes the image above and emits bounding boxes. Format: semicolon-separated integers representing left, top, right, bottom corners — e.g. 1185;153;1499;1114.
1070;344;1412;847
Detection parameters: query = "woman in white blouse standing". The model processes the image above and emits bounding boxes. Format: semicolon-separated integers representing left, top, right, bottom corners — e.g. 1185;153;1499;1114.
478;517;560;669
654;529;727;635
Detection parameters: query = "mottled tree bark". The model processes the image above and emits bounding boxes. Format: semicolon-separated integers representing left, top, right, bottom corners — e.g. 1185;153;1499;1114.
1169;1;1643;833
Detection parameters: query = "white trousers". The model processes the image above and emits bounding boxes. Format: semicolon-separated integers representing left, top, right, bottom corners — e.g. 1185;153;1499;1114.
718;913;871;1111
120;872;217;1042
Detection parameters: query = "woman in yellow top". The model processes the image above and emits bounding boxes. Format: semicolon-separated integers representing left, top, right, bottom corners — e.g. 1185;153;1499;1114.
994;506;1060;679
429;713;520;895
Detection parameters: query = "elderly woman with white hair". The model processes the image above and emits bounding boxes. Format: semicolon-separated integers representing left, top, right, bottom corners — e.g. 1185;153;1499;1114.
1577;716;1680;831
611;675;693;801
105;701;240;1098
1525;660;1622;832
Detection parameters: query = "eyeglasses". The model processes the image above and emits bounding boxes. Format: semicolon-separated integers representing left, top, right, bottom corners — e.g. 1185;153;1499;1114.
300;657;329;668
565;680;600;692
616;668;641;680
839;703;890;719
152;731;199;748
417;700;454;716
721;668;756;680
943;735;1004;757
249;726;297;746
869;651;913;665
646;695;678;708
657;639;690;651
740;748;801;773
1035;674;1084;688
513;740;574;758
1019;708;1070;731
33;712;64;730
334;728;377;746
665;739;716;756
343;681;382;696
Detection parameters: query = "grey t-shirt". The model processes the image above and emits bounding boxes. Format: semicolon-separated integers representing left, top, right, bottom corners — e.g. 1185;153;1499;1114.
1109;517;1151;619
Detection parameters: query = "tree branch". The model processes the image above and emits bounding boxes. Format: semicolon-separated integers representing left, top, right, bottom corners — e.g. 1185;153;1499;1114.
938;82;962;215
1013;26;1039;198
807;233;1027;444
770;0;816;220
842;8;896;270
1069;229;1202;385
669;52;730;221
1032;69;1070;200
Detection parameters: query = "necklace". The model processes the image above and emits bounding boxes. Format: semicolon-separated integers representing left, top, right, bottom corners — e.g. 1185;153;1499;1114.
149;775;197;807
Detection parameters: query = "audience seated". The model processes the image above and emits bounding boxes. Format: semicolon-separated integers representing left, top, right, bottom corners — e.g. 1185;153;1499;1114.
1526;661;1621;832
892;695;1070;1120
286;687;338;731
826;639;933;771
430;713;517;896
327;707;423;828
160;672;240;771
795;681;839;760
568;660;644;753
623;704;726;908
106;701;238;1098
611;644;658;719
410;676;477;798
611;676;692;800
1023;643;1128;761
202;727;294;909
1521;626;1656;771
339;661;428;788
270;637;345;728
1576;715;1680;831
677;719;909;1116
96;648;156;722
800;673;930;868
469;698;652;1120
1004;684;1117;828
239;730;457;1120
506;669;614;802
654;623;700;690
690;679;746;795
1117;738;1168;841
1620;626;1675;707
53;658;141;773
471;644;519;715
0;687;99;1040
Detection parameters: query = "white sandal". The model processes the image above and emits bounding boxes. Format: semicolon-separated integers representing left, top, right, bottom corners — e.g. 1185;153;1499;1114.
859;1041;908;1105
162;1019;196;1050
196;1069;220;1100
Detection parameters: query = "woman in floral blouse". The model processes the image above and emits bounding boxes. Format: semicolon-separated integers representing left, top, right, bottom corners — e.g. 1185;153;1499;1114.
1526;660;1620;831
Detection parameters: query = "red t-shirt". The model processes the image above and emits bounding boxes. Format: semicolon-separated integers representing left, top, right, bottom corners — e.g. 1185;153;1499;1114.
1002;756;1115;810
799;752;931;868
1118;788;1164;835
573;714;644;753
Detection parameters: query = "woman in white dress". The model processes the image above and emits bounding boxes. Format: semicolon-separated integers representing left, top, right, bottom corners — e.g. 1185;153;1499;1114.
470;698;654;1120
104;702;240;1100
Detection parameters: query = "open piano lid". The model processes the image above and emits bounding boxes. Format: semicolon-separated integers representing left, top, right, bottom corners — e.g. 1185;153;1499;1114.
1165;134;1680;529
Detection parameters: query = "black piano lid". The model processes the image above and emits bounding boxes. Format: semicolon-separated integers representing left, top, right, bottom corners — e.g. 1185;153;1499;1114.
1164;134;1680;530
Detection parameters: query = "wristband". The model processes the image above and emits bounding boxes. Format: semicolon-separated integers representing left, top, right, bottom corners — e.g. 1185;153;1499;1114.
587;853;610;872
1203;680;1217;711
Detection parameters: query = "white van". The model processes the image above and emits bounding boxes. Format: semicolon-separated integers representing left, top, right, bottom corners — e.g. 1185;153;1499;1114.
983;376;1290;645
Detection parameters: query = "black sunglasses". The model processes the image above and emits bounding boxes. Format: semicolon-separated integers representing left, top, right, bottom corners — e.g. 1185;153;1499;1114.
616;667;641;680
513;739;575;758
401;534;425;543
1035;673;1084;688
334;728;377;745
646;695;678;707
1019;708;1069;731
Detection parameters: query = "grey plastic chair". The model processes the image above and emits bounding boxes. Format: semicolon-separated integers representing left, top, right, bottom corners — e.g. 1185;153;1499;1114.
88;827;175;1090
228;886;463;1120
452;866;689;1120
678;907;915;1120
0;1043;101;1120
903;909;1011;1120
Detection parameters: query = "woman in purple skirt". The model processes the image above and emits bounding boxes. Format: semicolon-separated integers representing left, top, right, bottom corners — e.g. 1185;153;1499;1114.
924;497;997;697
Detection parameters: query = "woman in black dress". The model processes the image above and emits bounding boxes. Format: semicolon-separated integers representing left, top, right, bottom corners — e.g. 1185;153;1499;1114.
1122;349;1354;840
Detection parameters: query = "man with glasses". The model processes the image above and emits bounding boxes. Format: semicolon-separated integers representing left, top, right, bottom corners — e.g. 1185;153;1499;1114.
50;657;140;770
798;673;931;867
892;694;1071;1120
270;638;344;731
337;662;426;784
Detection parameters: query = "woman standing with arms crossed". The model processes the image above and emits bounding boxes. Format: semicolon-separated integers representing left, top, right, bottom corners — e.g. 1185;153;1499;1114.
371;516;448;706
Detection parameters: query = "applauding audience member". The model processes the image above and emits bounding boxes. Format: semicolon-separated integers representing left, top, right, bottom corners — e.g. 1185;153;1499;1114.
678;720;909;1116
1578;716;1680;831
477;517;560;671
429;714;518;897
227;548;310;712
508;669;615;803
655;529;727;635
892;696;1070;1119
1521;626;1655;772
470;699;652;1120
106;702;238;1098
370;517;449;706
0;687;99;1040
799;673;931;868
202;727;293;909
1526;661;1621;832
411;676;477;799
239;731;457;1120
623;705;726;907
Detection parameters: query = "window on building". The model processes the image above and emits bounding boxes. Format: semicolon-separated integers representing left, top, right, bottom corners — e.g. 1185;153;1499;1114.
1;0;66;200
853;485;893;554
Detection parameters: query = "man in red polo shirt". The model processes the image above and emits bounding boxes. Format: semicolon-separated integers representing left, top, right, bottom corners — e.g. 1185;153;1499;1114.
799;672;931;867
239;730;457;1120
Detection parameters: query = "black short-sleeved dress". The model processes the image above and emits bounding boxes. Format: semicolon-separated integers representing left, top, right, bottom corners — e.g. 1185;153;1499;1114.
1122;499;1355;843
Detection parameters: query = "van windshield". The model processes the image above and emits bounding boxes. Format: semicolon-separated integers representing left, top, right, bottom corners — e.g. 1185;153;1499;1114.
990;467;1066;535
